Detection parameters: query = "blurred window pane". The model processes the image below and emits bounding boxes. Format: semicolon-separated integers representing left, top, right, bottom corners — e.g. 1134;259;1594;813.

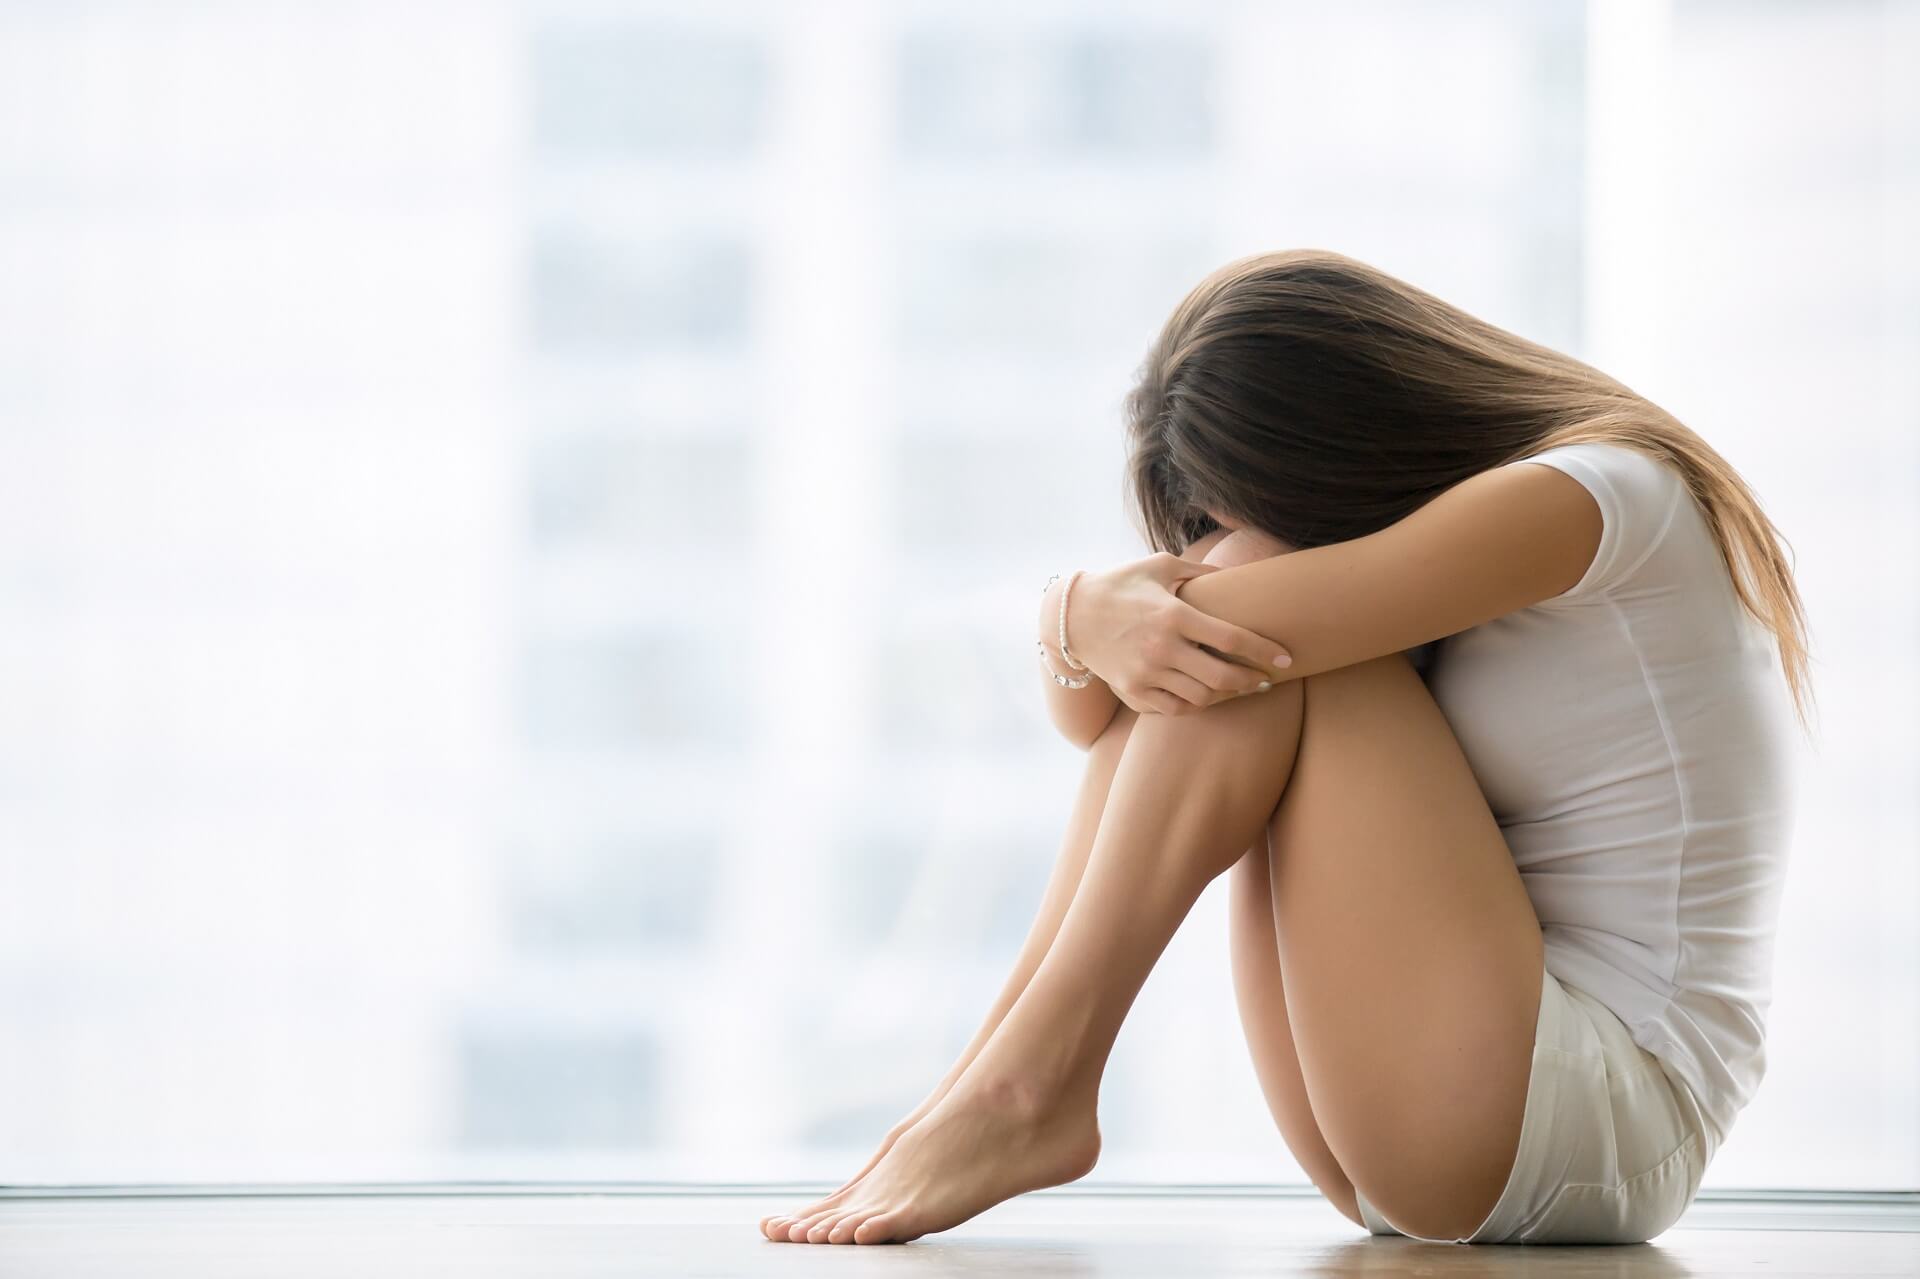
898;30;1214;157
530;23;767;159
530;230;753;352
0;0;1912;1193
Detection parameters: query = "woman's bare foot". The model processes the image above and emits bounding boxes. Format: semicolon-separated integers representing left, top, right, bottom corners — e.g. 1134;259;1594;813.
757;1075;957;1242
761;1075;1101;1245
759;1039;1008;1240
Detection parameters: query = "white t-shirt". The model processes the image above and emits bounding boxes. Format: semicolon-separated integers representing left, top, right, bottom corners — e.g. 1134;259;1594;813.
1421;440;1798;1158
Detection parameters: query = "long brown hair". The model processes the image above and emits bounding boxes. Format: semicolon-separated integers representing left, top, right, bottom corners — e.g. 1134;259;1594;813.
1124;248;1814;728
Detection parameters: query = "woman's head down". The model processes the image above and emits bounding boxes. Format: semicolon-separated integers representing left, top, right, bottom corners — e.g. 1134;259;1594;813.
1124;248;1813;722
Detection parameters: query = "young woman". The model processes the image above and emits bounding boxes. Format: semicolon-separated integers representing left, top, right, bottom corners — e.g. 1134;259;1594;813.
759;249;1810;1247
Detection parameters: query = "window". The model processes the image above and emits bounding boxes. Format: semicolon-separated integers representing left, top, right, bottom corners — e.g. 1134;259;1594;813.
0;0;1912;1191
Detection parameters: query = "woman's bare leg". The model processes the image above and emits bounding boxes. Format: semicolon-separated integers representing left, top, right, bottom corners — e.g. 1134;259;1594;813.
768;533;1320;1236
773;532;1541;1246
758;702;1144;1240
1243;651;1543;1240
759;531;1232;1242
1227;831;1370;1223
1205;521;1543;1240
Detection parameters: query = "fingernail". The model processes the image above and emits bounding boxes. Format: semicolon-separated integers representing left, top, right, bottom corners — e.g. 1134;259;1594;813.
1256;681;1272;692
1274;655;1292;669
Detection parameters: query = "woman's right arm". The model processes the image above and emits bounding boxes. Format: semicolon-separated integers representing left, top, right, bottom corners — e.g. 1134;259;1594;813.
1039;529;1236;750
1037;573;1122;750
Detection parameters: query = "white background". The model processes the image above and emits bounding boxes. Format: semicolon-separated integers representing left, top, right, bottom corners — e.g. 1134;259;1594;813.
0;0;1914;1190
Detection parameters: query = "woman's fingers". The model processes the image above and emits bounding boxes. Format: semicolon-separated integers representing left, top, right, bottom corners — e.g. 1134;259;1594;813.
1137;689;1187;716
1134;664;1271;713
1154;668;1220;711
1178;603;1292;675
1174;644;1275;699
1154;550;1221;583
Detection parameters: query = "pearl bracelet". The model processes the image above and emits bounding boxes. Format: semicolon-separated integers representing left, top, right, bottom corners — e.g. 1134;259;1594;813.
1038;572;1095;689
1057;569;1091;671
1037;639;1094;688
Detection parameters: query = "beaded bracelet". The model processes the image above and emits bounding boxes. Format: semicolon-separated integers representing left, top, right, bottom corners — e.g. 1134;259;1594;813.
1057;569;1091;672
1038;573;1095;689
1036;639;1094;688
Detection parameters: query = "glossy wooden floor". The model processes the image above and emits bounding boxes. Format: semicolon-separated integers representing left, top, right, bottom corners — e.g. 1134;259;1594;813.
2;1188;1916;1277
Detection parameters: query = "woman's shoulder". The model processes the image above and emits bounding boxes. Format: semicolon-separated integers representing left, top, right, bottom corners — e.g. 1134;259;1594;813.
1506;440;1684;508
1499;441;1689;603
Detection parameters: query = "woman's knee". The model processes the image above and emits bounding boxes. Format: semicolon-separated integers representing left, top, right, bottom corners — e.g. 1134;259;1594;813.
1198;526;1297;569
1301;648;1423;700
1179;527;1233;564
1196;533;1433;715
1194;532;1440;691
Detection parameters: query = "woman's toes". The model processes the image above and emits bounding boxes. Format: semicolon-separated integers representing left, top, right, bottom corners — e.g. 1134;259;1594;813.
833;1206;879;1236
767;1205;820;1241
786;1208;837;1243
853;1210;903;1245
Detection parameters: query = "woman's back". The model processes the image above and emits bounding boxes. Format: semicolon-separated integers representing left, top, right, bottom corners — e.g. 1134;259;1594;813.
1424;441;1800;1159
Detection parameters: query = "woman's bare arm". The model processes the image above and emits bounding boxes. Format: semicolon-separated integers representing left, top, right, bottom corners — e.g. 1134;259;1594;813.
1040;528;1235;749
1171;461;1604;681
1037;574;1120;750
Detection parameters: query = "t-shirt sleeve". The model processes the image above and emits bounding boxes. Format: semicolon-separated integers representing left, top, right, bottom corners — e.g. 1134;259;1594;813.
1506;442;1686;602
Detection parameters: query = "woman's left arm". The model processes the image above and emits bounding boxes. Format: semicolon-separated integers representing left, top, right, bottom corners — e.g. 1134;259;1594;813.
1172;460;1604;681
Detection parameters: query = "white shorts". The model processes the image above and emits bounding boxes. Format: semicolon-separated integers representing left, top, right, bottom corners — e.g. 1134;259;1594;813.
1354;962;1715;1245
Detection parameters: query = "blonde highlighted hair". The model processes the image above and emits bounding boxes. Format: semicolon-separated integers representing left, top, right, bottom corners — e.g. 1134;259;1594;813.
1125;249;1814;728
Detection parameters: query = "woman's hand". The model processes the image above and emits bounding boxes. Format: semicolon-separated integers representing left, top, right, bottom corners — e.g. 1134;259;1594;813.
1066;552;1292;716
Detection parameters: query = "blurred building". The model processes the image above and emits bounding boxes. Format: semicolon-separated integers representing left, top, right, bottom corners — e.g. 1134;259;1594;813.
0;0;1912;1189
